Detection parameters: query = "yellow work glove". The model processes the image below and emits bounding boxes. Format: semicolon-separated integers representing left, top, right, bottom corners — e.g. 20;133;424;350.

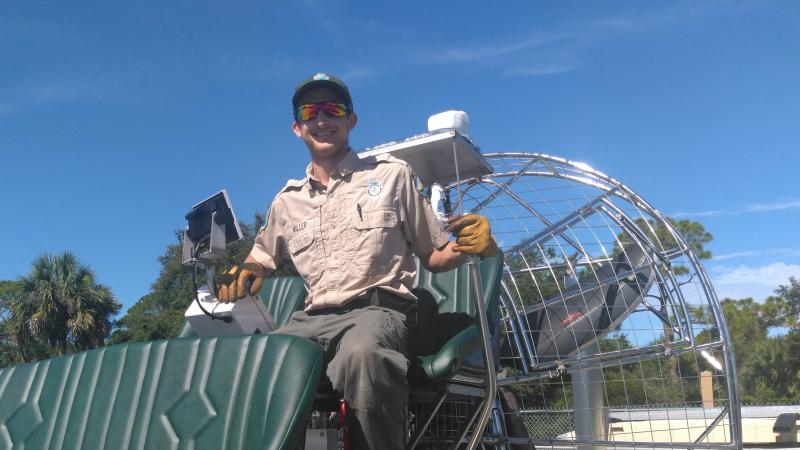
216;263;267;303
447;213;499;257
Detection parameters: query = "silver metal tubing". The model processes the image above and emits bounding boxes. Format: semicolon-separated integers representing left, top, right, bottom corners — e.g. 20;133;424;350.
500;273;538;371
451;152;742;449
489;398;508;450
465;256;497;450
498;293;534;374
481;178;588;257
684;249;743;449
520;264;657;315
505;192;613;257
504;257;613;276
573;341;607;450
456;401;484;450
471;157;539;213
693;404;730;444
497;340;728;384
406;389;448;450
597;201;672;268
536;438;741;450
205;264;217;298
599;201;695;345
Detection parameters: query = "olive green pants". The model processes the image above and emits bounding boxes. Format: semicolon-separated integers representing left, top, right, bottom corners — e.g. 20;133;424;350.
276;305;410;450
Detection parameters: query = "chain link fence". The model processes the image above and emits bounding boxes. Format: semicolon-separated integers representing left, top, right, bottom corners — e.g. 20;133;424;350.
520;409;575;439
519;404;737;440
520;403;800;443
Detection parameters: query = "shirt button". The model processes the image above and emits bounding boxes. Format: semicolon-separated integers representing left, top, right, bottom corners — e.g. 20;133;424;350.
331;224;336;229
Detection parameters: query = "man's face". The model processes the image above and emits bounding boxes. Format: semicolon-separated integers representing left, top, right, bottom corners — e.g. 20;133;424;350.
292;87;357;161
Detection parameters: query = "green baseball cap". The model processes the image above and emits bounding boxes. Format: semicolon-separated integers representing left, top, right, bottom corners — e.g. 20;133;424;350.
292;72;352;109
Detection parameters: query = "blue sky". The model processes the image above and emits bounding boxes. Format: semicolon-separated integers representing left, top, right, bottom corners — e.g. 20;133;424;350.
2;1;798;314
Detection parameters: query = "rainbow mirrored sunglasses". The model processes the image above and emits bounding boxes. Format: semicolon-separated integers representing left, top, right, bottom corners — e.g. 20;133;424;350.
294;102;349;122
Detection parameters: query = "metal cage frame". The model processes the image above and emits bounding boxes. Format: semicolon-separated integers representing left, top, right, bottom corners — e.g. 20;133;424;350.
436;152;742;450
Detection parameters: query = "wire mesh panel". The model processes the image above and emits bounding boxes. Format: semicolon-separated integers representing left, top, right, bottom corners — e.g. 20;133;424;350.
409;399;476;449
441;153;741;449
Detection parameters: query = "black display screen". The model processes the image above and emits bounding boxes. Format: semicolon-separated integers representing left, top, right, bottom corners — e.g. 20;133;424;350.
185;190;242;245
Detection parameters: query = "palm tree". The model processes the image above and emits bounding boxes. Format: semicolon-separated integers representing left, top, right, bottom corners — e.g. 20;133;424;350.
7;252;121;358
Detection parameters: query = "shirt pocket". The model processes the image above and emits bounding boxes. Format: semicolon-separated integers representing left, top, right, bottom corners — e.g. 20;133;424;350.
287;231;318;282
352;208;399;275
353;208;398;231
288;231;315;254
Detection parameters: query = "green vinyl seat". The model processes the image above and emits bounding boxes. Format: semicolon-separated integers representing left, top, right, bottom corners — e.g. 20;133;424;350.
186;257;504;385
409;252;504;383
180;258;504;385
403;253;504;449
176;258;504;449
0;333;322;450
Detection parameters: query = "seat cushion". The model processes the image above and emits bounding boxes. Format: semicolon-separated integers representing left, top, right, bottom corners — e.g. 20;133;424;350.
414;325;481;382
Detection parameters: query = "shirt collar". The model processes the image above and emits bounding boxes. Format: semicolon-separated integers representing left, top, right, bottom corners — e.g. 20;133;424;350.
336;148;360;177
303;147;360;181
303;162;315;182
302;148;360;189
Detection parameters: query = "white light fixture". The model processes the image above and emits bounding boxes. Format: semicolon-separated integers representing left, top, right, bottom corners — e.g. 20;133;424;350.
701;349;724;372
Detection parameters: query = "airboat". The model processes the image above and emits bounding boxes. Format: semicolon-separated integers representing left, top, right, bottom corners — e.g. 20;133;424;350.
0;111;743;450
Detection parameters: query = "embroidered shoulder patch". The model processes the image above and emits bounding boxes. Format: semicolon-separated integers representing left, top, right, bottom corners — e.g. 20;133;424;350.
367;178;383;197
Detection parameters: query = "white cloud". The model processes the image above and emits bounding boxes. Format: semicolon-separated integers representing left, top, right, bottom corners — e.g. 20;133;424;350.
746;200;800;213
584;0;758;33
410;30;583;78
713;247;800;262
502;58;580;77
712;250;761;261
674;199;800;218
407;1;761;78
433;32;576;65
710;262;800;301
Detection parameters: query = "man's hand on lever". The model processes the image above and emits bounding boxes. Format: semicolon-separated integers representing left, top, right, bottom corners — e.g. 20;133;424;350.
447;213;499;257
217;262;268;303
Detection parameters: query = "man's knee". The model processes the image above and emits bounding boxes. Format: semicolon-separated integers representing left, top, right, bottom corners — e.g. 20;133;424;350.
334;340;408;385
342;340;387;367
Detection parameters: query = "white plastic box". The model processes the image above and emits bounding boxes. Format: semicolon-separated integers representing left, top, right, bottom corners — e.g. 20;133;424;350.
185;285;277;337
427;110;470;137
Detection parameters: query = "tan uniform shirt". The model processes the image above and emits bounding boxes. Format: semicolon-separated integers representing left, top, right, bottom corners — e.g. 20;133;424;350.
250;149;451;311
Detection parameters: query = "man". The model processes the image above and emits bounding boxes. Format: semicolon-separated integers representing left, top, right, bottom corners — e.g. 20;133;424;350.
218;72;497;449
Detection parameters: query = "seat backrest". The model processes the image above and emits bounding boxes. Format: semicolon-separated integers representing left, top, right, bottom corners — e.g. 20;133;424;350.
259;276;308;327
178;276;308;338
180;256;506;356
0;334;322;450
410;253;504;357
